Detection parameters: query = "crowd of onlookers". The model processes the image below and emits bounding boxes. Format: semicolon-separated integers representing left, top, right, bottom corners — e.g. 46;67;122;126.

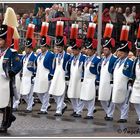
0;4;139;46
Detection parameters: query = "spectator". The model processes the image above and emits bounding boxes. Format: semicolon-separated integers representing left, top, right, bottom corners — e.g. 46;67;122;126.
55;6;65;18
25;12;37;27
131;6;137;20
45;8;50;22
116;7;126;41
82;6;90;21
76;9;83;29
102;8;111;36
65;5;77;20
116;7;126;25
79;22;88;39
123;7;134;25
89;8;96;22
102;8;111;23
109;6;117;23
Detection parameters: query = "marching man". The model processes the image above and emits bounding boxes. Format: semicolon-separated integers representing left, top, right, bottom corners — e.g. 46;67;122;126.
74;23;101;119
49;21;70;116
20;23;36;113
33;22;54;114
112;25;133;123
66;23;86;116
98;23;118;121
0;7;22;132
130;25;140;125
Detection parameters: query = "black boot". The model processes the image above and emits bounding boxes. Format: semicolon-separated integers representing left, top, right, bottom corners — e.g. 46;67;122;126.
5;107;16;128
0;108;8;133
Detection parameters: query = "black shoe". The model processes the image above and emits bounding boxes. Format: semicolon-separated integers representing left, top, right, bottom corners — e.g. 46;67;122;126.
73;114;82;118
24;110;32;113
62;106;67;114
54;113;62;116
7;115;16;128
104;116;113;121
0;127;7;133
93;109;97;113
84;116;93;119
37;111;48;115
12;108;18;112
136;120;140;125
117;119;127;123
47;105;51;111
70;112;76;116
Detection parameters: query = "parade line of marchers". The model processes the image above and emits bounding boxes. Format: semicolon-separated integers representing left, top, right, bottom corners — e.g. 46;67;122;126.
0;7;140;134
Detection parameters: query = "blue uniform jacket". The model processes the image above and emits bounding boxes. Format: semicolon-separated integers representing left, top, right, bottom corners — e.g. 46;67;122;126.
22;52;36;74
3;48;22;75
36;51;55;81
113;57;134;78
53;51;71;74
65;54;86;80
87;55;101;82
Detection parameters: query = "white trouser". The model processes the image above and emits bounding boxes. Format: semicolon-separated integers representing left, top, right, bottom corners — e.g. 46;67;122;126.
13;96;20;109
134;104;140;121
100;101;115;118
37;92;50;112
77;98;95;117
53;93;66;114
70;98;80;112
22;84;34;111
116;95;129;119
37;82;51;112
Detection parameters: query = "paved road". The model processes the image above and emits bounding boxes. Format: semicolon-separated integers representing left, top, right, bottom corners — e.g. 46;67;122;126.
0;102;140;137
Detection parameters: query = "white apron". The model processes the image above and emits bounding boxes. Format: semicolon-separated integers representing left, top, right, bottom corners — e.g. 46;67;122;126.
33;55;49;93
130;61;140;104
15;72;21;94
98;60;112;101
67;59;82;98
0;55;10;108
20;55;32;95
112;61;128;103
49;57;66;96
80;61;96;101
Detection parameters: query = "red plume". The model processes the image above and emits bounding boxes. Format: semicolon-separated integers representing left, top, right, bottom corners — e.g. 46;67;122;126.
86;23;96;38
92;39;98;49
7;26;14;48
32;38;37;48
64;36;67;46
111;38;115;48
26;24;35;38
76;39;83;48
137;24;140;39
46;36;51;46
14;39;19;50
70;24;78;39
103;23;113;38
120;25;130;41
128;41;132;50
55;21;64;36
40;22;49;36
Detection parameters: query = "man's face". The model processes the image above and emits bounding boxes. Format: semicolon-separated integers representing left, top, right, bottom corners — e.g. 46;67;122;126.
72;49;80;56
0;38;5;48
103;47;111;57
136;49;140;57
86;48;95;56
25;47;32;54
118;51;128;59
41;46;47;53
56;46;63;53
